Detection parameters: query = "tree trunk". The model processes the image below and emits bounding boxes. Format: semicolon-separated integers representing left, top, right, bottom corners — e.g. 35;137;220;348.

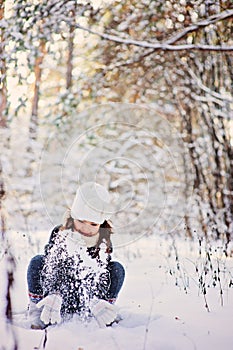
0;159;18;349
0;0;7;128
28;38;46;142
66;9;75;90
0;160;6;239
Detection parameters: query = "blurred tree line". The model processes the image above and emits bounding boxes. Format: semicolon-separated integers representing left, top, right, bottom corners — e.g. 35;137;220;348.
0;0;233;246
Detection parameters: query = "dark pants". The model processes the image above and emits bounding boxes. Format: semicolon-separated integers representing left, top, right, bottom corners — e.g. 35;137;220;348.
27;255;125;304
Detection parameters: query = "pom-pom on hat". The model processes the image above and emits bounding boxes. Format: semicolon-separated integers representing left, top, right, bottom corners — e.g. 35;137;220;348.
71;182;111;224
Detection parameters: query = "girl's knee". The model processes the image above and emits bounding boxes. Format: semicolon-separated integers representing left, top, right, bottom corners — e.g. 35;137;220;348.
27;255;45;297
109;261;125;279
28;255;44;270
27;255;45;281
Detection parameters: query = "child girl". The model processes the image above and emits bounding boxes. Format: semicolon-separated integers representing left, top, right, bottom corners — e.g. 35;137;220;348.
27;182;125;329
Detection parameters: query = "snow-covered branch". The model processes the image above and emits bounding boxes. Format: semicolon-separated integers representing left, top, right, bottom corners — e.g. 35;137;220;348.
186;66;233;103
165;9;233;45
76;23;233;51
76;9;233;52
192;94;226;108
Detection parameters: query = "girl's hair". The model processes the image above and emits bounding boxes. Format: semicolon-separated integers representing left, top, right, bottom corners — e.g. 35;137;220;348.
61;208;113;232
61;208;113;253
61;208;74;231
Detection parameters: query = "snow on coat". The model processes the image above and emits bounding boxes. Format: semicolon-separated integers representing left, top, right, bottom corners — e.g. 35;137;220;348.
41;227;111;321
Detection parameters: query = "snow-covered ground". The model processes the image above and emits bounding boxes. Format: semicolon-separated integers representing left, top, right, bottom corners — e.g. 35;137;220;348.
1;233;233;350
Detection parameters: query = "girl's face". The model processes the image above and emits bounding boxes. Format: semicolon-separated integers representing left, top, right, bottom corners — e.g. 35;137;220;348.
73;219;100;237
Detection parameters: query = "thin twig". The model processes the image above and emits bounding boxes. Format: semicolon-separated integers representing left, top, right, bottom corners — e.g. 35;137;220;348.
142;282;155;350
33;329;48;350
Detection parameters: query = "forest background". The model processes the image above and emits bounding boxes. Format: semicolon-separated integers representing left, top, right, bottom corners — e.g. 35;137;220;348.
0;0;233;348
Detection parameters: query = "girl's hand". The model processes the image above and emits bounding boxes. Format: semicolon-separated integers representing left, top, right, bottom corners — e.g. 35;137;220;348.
37;294;62;325
90;299;118;328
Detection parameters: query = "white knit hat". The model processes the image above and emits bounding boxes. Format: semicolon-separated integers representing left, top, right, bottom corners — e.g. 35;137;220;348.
70;182;111;224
